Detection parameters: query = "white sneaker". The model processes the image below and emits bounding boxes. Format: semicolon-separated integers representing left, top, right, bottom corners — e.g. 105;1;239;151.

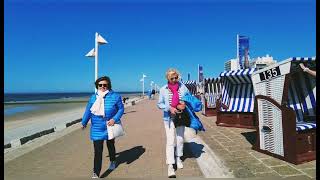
108;161;116;170
176;157;183;169
92;172;99;178
168;164;176;178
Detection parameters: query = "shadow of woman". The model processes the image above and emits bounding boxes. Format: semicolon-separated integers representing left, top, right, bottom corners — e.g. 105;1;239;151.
180;142;205;162
100;145;146;178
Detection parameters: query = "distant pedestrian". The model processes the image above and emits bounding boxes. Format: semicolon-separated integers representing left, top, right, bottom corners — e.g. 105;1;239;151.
123;97;129;104
81;76;124;178
151;89;156;99
148;89;152;100
157;68;190;178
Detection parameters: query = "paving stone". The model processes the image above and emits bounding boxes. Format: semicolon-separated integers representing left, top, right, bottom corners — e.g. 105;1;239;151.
253;171;281;177
300;168;316;178
230;150;251;158
232;167;255;178
249;151;273;159
260;157;288;167
282;175;313;180
271;165;304;176
236;156;261;165
245;163;274;174
289;161;316;170
223;159;243;170
219;141;238;147
225;145;251;152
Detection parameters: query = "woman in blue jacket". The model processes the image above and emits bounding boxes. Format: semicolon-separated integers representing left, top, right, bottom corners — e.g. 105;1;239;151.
82;76;124;178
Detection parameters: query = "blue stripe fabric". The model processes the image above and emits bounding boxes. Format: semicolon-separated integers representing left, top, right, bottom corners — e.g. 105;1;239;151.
287;71;316;124
286;57;316;131
219;68;255;112
241;84;249;112
303;73;316;116
296;122;316;131
230;85;238;112
288;81;304;122
290;57;316;62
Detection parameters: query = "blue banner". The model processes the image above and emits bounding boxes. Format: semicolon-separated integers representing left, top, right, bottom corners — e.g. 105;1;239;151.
238;35;249;69
198;65;204;83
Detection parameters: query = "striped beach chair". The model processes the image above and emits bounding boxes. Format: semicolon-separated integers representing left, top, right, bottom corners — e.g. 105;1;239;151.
183;80;197;96
252;56;316;165
287;58;316;131
203;77;222;116
216;68;256;128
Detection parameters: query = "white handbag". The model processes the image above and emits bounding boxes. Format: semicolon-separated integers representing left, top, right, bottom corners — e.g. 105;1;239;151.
107;123;125;140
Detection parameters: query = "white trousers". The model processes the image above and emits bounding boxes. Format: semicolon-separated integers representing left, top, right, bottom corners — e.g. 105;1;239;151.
163;120;185;165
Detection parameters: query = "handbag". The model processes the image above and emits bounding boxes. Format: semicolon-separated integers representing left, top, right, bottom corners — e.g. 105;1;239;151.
107;123;125;140
172;109;190;128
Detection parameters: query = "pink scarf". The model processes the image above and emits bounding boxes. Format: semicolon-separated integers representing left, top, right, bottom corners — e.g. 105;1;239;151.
168;82;179;108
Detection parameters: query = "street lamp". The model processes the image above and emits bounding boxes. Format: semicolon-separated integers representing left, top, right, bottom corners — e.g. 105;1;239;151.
140;74;147;96
85;32;108;92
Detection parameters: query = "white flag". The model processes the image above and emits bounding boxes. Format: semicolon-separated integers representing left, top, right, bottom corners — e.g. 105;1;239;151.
97;34;108;44
140;78;144;82
143;74;147;78
85;48;95;57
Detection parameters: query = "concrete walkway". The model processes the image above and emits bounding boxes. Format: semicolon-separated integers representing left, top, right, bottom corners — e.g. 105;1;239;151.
4;98;204;179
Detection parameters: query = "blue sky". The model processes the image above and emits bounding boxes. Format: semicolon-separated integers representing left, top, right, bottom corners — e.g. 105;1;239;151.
4;0;316;93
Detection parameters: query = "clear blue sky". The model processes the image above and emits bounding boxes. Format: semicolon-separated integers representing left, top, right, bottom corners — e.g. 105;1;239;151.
4;0;316;93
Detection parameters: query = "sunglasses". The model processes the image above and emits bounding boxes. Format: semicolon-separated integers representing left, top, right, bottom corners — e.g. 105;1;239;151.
98;84;108;87
170;77;178;81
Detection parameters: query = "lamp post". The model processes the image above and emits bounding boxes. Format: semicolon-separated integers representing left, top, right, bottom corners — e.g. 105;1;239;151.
85;32;108;92
140;74;147;96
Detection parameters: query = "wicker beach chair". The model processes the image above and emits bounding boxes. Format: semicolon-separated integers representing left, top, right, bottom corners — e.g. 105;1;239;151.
252;57;316;164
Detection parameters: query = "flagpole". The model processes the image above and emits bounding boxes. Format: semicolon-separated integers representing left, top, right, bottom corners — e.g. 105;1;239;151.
197;64;199;83
95;32;98;82
86;32;107;93
142;78;144;96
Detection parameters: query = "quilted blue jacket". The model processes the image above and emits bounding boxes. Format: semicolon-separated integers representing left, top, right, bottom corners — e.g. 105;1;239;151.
81;90;124;141
182;93;205;133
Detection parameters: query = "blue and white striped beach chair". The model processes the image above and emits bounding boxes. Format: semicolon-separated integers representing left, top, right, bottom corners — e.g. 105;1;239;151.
216;68;256;128
203;77;222;116
287;58;316;131
251;56;316;165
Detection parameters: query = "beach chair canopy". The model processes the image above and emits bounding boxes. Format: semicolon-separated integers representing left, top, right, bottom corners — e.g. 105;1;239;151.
219;68;256;112
183;80;197;95
285;57;316;131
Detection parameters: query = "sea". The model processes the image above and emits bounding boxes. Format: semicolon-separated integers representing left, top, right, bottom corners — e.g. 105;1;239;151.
4;92;142;116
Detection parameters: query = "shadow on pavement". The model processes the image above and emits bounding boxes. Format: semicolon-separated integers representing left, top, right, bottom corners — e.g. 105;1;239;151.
100;145;146;178
123;110;137;114
241;131;256;146
181;142;205;161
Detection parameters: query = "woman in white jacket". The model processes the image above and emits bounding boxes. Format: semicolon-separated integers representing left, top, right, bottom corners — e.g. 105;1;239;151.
157;68;190;178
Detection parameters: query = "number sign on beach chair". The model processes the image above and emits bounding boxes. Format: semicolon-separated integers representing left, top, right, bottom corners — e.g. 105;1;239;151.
251;57;316;164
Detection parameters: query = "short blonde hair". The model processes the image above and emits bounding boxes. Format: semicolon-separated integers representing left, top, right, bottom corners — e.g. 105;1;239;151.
166;68;180;80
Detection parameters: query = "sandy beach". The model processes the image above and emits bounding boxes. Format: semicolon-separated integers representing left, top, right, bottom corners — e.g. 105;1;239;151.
4;95;144;145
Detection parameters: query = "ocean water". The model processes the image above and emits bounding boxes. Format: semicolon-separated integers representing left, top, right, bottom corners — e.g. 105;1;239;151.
4;92;142;116
4;92;141;102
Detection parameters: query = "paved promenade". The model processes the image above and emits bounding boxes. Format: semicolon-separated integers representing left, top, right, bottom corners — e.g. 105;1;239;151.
4;97;203;179
198;115;316;179
4;96;316;179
